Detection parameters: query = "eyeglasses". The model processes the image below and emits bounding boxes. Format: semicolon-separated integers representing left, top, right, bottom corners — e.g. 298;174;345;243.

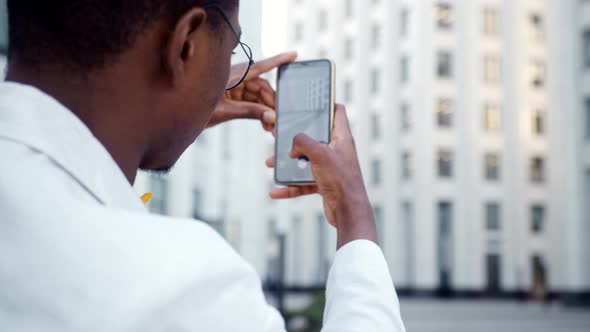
203;3;254;90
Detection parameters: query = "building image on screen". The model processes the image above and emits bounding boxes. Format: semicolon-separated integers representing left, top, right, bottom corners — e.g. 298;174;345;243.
276;62;331;183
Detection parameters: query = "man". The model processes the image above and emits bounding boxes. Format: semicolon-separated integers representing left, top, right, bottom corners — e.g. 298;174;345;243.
0;1;406;331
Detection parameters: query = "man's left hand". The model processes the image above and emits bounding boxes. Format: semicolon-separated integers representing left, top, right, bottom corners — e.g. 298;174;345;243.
207;52;297;132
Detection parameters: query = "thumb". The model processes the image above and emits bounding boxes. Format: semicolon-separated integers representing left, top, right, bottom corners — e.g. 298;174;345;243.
289;133;326;161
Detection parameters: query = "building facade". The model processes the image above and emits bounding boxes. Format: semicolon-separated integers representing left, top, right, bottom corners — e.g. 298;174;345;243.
269;0;590;301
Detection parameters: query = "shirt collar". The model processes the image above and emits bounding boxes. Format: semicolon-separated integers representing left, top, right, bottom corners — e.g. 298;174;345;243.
0;82;147;213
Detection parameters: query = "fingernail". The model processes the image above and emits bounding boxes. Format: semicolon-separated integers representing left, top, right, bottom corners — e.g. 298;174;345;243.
263;112;275;123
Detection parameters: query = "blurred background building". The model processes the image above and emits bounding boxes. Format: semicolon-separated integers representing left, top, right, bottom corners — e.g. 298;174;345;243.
0;0;587;312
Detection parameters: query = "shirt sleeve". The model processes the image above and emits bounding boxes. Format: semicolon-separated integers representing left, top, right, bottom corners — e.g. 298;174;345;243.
321;240;406;332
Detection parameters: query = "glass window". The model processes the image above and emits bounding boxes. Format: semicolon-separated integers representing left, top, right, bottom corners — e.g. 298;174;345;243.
294;22;303;42
402;151;412;180
485;203;501;231
344;38;354;61
528;13;544;42
344;80;353;103
345;0;354;18
437;51;453;79
483;55;501;84
400;8;410;38
0;0;7;54
484;153;501;181
530;156;546;184
149;175;169;215
319;9;328;32
583;30;590;68
435;3;453;29
530;59;545;88
372;159;382;186
483;7;499;36
401;103;411;131
374;205;384;245
371;68;380;95
532;108;546;136
401;56;410;83
192;189;203;219
586;99;590;139
531;205;545;233
438;149;454;178
437;99;453;128
316;213;328;281
483;103;502;132
371;24;381;49
371;113;381;140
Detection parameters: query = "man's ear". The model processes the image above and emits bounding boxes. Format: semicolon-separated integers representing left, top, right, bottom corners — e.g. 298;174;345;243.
164;8;208;86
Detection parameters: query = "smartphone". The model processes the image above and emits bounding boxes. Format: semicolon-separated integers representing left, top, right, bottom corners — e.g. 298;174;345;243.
274;60;335;185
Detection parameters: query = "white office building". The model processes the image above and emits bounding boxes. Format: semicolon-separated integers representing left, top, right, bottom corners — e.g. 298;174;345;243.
266;0;590;301
547;0;590;303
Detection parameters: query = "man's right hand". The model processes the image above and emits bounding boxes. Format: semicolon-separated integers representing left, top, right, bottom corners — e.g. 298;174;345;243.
266;104;377;249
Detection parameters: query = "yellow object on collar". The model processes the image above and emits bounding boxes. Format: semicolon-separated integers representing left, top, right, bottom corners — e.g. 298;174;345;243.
141;193;154;205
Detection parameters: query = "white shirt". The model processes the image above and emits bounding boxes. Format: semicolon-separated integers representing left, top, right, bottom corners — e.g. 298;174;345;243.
0;82;405;332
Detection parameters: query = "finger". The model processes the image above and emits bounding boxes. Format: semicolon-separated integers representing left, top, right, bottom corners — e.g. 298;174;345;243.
332;104;353;141
247;51;298;79
245;78;276;108
262;111;276;126
265;156;275;168
222;101;274;121
289;133;326;160
243;91;261;103
269;186;319;199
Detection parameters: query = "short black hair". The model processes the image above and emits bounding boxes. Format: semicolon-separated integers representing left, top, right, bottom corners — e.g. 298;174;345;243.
7;0;238;70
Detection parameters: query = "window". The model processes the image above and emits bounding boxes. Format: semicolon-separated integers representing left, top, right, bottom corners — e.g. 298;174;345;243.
371;113;381;140
149;175;169;215
530;156;546;183
483;103;502;132
483;7;499;36
344;80;353;103
292;216;303;280
531;108;545;136
400;8;409;38
192;189;203;220
344;38;354;60
316;213;329;281
485;203;501;231
531;205;545;233
370;68;380;94
402;201;415;287
583;30;590;68
401;103;411;131
371;159;382;186
319;9;328;32
374;205;384;245
435;3;453;29
437;201;453;289
528;13;544;42
371;24;381;49
436;99;453;128
294;22;303;42
437;51;453;79
402;152;412;180
483;55;501;84
401;56;410;83
586;99;590;139
345;0;354;18
0;0;7;54
485;153;501;181
438;149;454;178
530;59;545;88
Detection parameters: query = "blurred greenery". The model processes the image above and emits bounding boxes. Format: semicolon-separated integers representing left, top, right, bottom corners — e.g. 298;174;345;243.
286;292;326;332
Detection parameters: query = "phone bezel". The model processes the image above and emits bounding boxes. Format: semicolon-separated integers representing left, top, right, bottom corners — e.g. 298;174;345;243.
274;59;335;186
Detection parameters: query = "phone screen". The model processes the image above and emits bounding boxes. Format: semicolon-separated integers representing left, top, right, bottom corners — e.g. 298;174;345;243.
275;60;333;184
